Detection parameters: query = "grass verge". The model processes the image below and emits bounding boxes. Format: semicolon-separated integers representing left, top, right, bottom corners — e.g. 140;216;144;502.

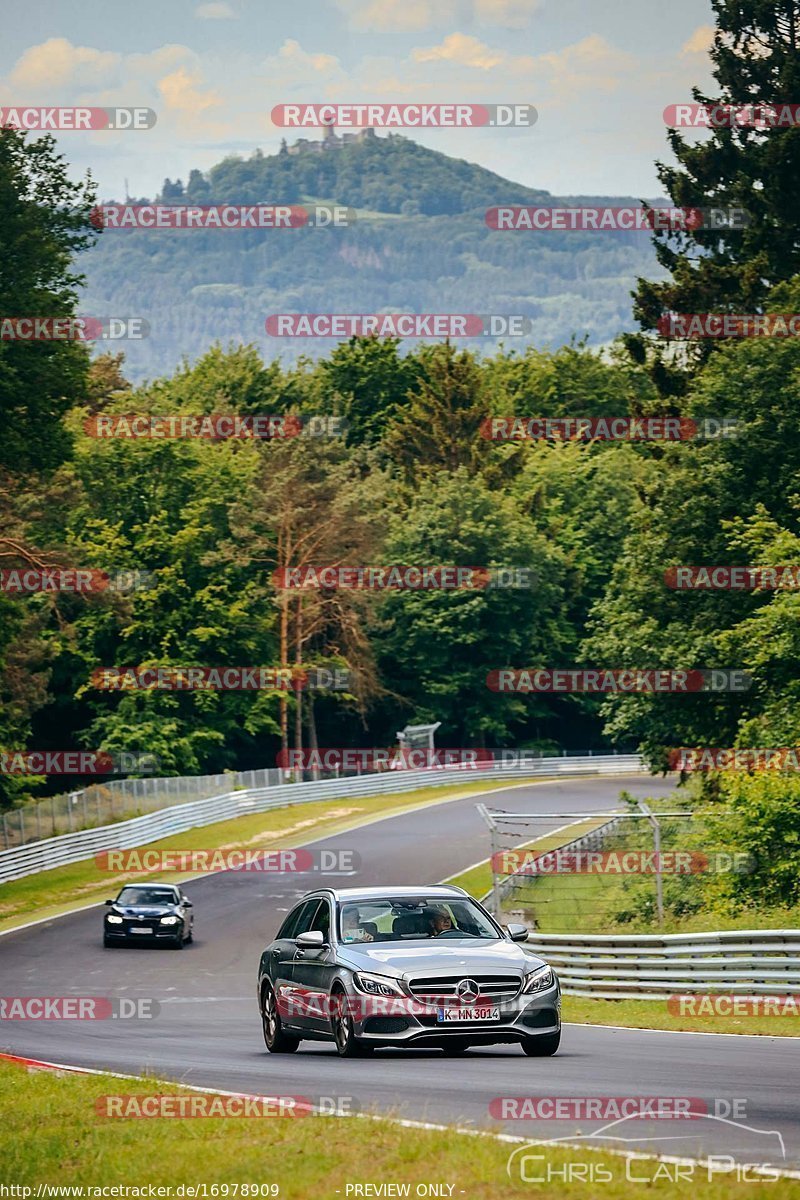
2;1059;796;1196
443;816;606;901
0;777;545;934
446;826;800;1037
563;994;800;1037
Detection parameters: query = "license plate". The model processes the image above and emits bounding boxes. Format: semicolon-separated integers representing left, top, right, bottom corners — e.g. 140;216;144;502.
436;1005;500;1023
130;927;152;934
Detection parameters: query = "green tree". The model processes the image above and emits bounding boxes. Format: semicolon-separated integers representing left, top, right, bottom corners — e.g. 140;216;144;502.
629;0;800;394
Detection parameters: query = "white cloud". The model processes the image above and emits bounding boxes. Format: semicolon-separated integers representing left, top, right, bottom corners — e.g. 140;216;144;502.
9;38;120;90
194;2;237;18
413;32;514;70
474;0;540;28
682;25;715;56
539;34;635;96
334;0;456;31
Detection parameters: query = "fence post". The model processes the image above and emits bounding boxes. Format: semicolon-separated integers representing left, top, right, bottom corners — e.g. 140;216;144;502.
476;804;502;917
638;800;664;927
2;810;7;850
52;795;57;836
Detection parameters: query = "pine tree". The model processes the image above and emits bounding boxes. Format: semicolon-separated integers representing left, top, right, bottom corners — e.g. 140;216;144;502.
627;0;800;395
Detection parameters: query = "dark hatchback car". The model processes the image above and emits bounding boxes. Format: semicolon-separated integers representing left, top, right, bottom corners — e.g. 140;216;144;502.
257;885;560;1057
103;883;193;948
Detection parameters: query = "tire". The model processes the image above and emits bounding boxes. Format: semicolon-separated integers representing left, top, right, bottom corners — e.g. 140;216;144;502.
331;988;372;1057
440;1039;470;1055
262;984;300;1054
521;1030;560;1057
172;932;184;949
186;928;193;944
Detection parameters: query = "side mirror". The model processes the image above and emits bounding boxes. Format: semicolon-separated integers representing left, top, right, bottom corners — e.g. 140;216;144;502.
105;899;114;906
296;930;325;948
507;922;529;942
183;900;192;907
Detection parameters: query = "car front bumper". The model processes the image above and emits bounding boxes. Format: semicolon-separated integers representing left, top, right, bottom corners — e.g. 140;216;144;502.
348;983;561;1045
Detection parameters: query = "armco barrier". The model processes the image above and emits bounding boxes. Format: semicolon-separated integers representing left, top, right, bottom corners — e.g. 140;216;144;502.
527;929;800;999
0;755;643;884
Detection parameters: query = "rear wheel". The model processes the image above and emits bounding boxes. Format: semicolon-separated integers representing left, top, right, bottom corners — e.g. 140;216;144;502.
262;984;300;1054
331;988;372;1057
521;1031;560;1057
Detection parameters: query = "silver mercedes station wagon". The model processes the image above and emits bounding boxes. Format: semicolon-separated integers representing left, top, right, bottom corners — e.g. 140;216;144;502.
257;885;560;1057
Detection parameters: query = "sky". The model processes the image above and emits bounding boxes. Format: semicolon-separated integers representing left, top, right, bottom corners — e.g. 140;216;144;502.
0;0;717;200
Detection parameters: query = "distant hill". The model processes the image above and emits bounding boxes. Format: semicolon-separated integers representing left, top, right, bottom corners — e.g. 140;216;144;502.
80;133;665;381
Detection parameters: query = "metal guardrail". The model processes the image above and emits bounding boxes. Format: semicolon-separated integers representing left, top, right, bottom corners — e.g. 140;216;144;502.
0;755;644;884
527;929;800;999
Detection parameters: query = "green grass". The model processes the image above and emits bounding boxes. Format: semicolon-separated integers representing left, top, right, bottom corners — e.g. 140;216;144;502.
446;820;800;1037
0;777;545;933
2;1059;797;1196
443;817;615;903
563;994;800;1036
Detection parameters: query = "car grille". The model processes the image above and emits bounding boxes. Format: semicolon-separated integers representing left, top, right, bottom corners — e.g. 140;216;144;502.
407;973;521;999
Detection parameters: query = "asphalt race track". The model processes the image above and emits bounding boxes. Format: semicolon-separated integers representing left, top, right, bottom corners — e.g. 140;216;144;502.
2;774;798;1174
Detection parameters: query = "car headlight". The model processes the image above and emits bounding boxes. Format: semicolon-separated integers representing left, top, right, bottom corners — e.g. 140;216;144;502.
160;915;180;925
353;972;405;996
521;964;555;994
106;914;123;925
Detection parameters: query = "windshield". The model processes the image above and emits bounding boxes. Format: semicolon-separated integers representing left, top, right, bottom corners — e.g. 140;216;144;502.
338;897;500;943
116;887;177;905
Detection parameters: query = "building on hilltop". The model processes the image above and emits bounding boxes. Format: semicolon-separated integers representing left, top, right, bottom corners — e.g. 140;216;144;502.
287;126;375;155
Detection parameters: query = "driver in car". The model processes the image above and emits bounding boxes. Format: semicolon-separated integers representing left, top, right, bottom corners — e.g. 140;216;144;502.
428;907;455;936
341;910;374;943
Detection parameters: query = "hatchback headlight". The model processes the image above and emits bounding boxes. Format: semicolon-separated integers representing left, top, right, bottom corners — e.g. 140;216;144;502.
106;914;123;925
521;965;555;994
353;972;405;996
160;915;180;925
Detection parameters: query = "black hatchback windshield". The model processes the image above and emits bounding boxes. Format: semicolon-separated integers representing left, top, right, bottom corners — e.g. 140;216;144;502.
338;897;500;943
116;887;177;905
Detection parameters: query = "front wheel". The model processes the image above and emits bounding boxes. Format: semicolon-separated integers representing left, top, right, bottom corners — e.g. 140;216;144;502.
521;1030;560;1057
262;984;300;1054
331;989;372;1057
